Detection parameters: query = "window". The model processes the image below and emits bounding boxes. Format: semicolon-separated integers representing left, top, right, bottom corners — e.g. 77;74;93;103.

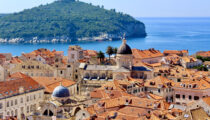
11;100;13;106
72;54;75;59
194;96;199;100
145;87;147;91
177;78;181;82
0;103;2;109
133;89;137;93
189;95;192;100
7;101;9;107
30;105;33;112
27;96;29;102
20;98;23;103
60;71;63;74
21;107;24;113
7;112;10;116
158;89;161;93
15;99;17;105
67;65;71;68
0;113;3;119
176;94;180;99
75;75;78;79
15;109;18;116
11;111;14;116
182;95;185;99
27;106;29;113
55;59;59;62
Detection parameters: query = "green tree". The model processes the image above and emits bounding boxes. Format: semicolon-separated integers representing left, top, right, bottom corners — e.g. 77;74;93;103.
106;46;114;62
113;47;118;57
97;51;105;64
196;55;204;62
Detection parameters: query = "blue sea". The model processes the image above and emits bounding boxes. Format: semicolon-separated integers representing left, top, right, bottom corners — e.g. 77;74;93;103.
0;17;210;56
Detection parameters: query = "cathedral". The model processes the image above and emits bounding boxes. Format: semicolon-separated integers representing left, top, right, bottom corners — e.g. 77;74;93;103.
79;38;152;81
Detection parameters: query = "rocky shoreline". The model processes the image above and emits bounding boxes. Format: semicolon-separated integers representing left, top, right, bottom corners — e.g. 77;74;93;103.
0;32;146;43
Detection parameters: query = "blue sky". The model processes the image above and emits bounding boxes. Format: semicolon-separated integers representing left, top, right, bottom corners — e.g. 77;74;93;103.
0;0;210;17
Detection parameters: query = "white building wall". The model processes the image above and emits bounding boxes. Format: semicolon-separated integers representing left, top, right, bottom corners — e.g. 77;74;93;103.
0;89;44;120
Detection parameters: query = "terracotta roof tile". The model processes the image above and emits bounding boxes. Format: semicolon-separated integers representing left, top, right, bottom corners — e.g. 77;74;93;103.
144;76;174;88
0;72;43;98
197;51;210;58
32;77;75;93
132;48;163;59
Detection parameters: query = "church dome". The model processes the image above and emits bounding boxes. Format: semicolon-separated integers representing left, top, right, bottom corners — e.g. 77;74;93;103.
52;84;70;98
117;39;132;54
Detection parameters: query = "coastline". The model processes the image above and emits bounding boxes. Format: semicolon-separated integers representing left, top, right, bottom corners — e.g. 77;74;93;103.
0;33;146;43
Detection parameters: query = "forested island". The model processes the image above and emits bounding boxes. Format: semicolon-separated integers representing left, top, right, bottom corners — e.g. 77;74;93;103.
0;0;146;43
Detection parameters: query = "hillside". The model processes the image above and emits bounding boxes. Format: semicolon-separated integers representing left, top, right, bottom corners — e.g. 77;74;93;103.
0;0;146;43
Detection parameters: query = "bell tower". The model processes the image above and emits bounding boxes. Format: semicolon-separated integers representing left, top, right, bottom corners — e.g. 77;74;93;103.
116;35;133;70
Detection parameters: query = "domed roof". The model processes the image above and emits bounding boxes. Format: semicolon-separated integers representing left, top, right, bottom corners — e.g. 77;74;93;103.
52;84;70;98
117;39;132;54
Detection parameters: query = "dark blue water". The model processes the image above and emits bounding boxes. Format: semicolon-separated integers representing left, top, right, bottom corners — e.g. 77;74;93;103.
0;18;210;56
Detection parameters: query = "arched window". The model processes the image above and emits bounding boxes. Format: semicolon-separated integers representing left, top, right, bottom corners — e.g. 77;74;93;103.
85;73;90;78
101;73;106;79
92;73;97;79
74;107;81;116
43;110;48;116
49;110;54;116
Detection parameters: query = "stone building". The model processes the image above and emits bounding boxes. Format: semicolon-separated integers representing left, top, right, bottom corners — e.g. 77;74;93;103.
173;79;210;105
180;56;202;68
144;76;174;102
32;84;84;120
9;60;56;77
79;38;152;82
0;72;44;120
68;45;83;63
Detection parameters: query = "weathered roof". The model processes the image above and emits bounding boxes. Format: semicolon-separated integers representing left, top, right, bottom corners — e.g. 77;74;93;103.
0;72;43;99
132;48;163;59
32;77;75;93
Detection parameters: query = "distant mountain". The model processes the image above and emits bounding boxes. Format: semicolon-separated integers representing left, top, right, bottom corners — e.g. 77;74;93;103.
0;0;146;43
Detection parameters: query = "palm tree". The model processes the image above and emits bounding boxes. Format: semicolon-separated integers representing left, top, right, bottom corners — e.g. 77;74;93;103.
97;51;105;64
106;46;113;62
113;47;118;57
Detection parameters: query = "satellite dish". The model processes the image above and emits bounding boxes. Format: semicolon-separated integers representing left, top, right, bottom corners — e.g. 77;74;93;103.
75;110;90;120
